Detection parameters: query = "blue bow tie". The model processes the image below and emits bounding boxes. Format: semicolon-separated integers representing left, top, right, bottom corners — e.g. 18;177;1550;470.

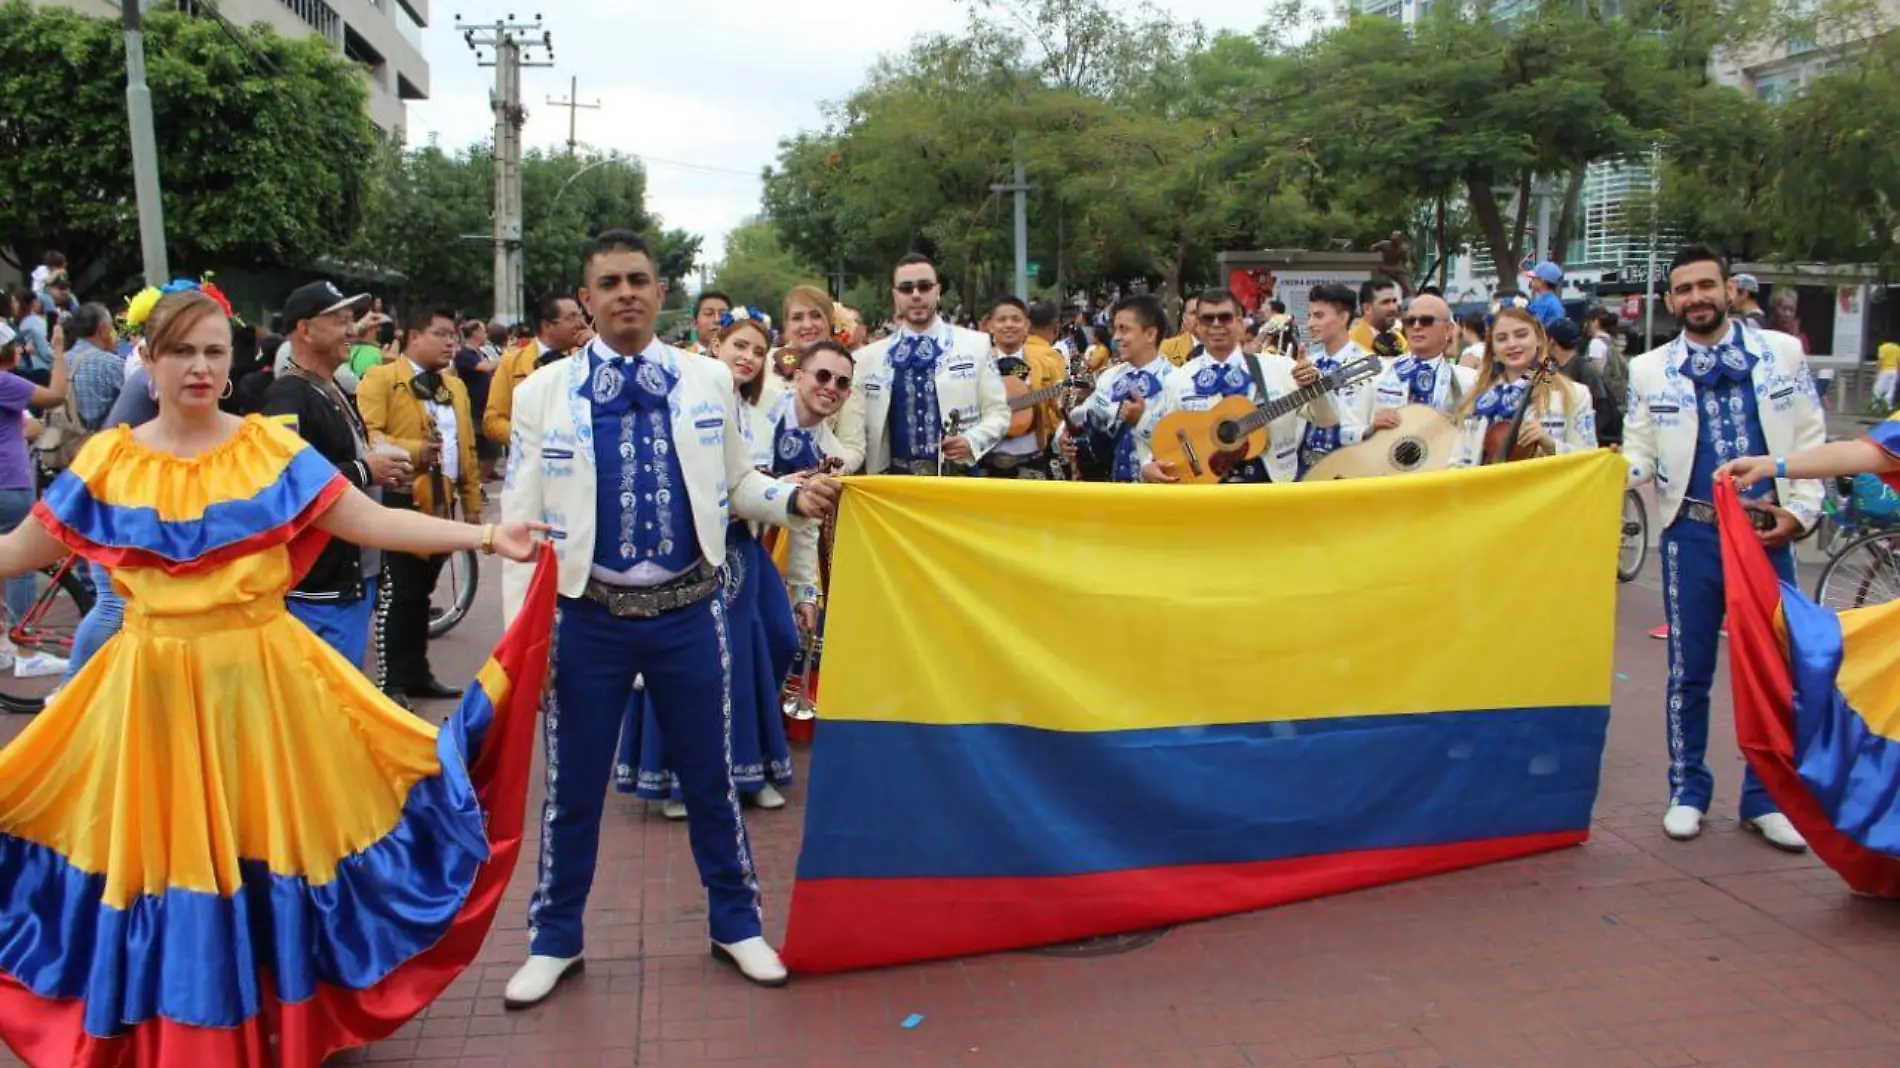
1111;369;1163;402
1193;363;1251;398
1395;357;1438;400
590;351;674;414
1680;337;1755;388
773;421;822;473
1474;380;1526;421
889;333;942;370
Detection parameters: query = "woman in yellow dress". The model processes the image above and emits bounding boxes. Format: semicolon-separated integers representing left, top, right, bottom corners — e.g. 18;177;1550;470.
0;289;552;1068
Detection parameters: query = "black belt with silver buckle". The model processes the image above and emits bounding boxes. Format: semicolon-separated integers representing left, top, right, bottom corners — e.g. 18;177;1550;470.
885;459;972;477
1680;497;1776;532
584;563;720;619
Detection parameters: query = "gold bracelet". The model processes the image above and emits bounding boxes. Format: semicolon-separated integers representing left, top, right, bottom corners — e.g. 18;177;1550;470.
480;523;497;555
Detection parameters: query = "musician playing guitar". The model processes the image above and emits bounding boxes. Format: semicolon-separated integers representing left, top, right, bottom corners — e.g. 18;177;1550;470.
1057;294;1179;483
1448;306;1597;468
981;296;1064;480
1141;288;1337;484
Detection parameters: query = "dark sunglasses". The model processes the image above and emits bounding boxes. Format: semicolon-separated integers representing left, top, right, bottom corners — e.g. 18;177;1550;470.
1197;312;1237;326
1402;315;1443;328
808;367;852;391
895;281;938;296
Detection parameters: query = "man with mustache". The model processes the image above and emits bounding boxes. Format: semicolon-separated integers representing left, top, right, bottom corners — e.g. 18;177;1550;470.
498;230;840;1006
1621;243;1824;853
836;253;1010;476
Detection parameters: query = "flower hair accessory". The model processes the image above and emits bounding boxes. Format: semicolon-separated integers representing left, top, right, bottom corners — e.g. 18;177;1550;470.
127;276;233;331
718;306;773;332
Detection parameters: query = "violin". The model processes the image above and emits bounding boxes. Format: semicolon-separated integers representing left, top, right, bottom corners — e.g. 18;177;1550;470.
1482;357;1559;465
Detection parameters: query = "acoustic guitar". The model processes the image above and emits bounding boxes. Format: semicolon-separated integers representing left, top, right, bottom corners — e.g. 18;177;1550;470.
1002;375;1093;437
1301;404;1462;482
1150;355;1381;484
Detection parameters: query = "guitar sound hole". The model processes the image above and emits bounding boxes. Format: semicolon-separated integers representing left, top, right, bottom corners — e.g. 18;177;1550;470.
1215;420;1243;448
1392;438;1424;469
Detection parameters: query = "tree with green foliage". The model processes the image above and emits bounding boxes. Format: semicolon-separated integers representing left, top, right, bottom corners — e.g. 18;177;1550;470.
0;1;379;293
712;218;832;318
346;146;699;317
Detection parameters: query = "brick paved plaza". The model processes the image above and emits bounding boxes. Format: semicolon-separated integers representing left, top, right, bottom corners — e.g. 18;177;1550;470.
5;552;1899;1068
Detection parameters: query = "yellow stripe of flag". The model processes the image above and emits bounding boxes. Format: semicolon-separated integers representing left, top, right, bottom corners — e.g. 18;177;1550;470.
821;451;1624;733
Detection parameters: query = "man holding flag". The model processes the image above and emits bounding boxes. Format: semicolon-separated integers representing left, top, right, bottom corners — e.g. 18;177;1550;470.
1620;244;1825;852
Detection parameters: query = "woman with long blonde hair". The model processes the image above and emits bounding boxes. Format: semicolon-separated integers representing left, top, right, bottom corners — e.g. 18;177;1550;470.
1451;306;1597;466
618;310;800;817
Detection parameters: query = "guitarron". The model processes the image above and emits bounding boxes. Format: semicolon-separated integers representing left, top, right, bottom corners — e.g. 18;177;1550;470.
1301;404;1461;481
1150;355;1381;485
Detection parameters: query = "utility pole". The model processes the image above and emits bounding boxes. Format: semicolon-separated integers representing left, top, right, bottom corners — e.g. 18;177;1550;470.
546;75;599;157
122;0;168;285
829;260;847;302
458;15;553;325
991;149;1032;299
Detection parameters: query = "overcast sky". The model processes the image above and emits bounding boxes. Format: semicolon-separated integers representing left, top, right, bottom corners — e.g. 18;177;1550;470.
406;2;1268;273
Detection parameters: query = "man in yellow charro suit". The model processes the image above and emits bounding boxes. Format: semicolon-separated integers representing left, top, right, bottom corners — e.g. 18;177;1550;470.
482;295;587;448
359;308;485;709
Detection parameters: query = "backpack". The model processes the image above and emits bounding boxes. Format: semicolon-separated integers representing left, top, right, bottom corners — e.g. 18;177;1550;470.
32;394;89;473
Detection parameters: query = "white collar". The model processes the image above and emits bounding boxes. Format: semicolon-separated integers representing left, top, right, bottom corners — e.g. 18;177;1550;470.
590;335;665;363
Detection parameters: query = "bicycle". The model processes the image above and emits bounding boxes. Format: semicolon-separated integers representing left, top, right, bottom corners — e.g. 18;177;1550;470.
1618;487;1649;583
427;547;480;638
1813;474;1900;611
0;554;97;715
421;498;481;639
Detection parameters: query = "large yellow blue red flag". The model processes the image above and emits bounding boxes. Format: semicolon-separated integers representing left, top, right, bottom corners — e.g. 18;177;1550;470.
1718;476;1900;897
782;451;1624;973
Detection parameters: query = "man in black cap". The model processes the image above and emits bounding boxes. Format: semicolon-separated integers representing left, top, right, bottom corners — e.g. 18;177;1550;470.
261;280;411;667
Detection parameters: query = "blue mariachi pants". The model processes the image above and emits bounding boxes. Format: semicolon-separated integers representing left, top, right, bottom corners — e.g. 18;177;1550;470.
1661;519;1794;819
529;593;761;957
287;579;377;669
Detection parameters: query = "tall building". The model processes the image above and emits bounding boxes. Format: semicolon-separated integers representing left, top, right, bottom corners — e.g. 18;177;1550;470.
1711;0;1898;102
35;0;428;132
1347;0;1657;294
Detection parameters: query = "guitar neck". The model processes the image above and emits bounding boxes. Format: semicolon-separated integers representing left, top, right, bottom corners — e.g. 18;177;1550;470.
1008;381;1077;411
1234;375;1332;434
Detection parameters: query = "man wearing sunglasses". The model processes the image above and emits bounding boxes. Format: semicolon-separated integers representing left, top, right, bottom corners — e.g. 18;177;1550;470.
766;341;855;631
1141;288;1335;484
838;253;1009;476
1363;292;1478;432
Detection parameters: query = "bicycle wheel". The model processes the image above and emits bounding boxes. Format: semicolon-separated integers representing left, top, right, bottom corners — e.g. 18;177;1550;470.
1814;531;1900;611
0;563;95;714
1617;488;1649;583
427;548;479;639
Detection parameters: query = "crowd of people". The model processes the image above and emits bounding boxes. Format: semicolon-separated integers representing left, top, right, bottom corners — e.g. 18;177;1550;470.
3;229;1899;1067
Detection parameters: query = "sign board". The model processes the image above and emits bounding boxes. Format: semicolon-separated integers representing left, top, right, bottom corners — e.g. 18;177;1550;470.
1260;270;1372;339
1835;284;1867;360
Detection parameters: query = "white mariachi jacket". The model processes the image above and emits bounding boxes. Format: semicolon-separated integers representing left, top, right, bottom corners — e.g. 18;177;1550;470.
498;337;806;624
1303;341;1375;446
1148;350;1338;483
1449;378;1599;468
1354;355;1480;434
1060;357;1179;473
1620;325;1825;530
832;319;1010;475
762;390;841;603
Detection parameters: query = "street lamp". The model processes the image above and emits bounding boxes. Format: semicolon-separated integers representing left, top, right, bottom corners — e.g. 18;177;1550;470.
551;157;615;215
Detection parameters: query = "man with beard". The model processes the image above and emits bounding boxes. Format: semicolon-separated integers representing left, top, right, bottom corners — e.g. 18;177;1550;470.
1621;244;1824;853
1349;276;1408;358
836;253;1009;476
